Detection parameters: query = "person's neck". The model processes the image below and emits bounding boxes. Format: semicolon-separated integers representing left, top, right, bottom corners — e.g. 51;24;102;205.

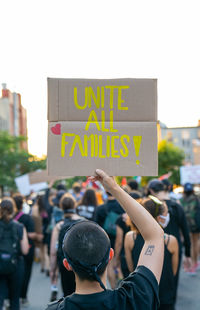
75;274;106;295
108;196;115;201
155;191;169;200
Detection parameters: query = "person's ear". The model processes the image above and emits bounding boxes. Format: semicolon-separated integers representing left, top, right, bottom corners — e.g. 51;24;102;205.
63;258;72;271
109;248;114;262
156;215;161;222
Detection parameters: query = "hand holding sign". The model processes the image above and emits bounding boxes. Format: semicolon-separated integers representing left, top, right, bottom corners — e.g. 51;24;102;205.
89;169;117;194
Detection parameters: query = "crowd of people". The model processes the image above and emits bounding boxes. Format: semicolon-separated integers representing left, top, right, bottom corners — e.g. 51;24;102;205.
0;171;200;310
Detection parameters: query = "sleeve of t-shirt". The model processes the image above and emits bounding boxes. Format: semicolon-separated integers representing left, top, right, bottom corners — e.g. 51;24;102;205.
117;265;159;310
176;203;191;257
25;215;35;233
16;222;24;240
93;205;107;227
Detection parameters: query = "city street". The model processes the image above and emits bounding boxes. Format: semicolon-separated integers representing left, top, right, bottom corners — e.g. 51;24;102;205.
27;262;200;310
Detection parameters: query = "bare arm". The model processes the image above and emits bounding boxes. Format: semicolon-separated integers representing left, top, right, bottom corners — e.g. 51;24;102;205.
50;222;62;283
114;226;124;267
27;232;37;240
90;169;164;283
124;232;134;272
168;235;179;275
20;227;29;255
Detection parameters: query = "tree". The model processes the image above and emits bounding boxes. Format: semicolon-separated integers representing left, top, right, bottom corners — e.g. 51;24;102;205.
142;140;185;186
158;140;185;184
0;131;46;193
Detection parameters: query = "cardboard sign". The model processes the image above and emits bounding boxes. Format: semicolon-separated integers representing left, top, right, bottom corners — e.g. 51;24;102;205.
15;174;48;196
29;169;68;184
47;78;158;176
180;165;200;185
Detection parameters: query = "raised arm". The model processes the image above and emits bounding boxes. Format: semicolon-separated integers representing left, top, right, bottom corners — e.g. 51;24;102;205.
90;169;164;283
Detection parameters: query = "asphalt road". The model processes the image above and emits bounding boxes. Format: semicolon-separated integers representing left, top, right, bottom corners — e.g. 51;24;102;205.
26;263;200;310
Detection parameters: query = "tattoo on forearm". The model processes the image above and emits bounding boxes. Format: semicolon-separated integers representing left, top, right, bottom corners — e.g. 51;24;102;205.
145;245;155;256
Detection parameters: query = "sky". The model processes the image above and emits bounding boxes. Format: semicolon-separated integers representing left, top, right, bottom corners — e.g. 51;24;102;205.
0;0;200;157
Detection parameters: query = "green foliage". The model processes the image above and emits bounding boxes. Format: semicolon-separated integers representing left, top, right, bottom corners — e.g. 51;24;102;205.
158;140;184;184
142;140;185;186
0;131;46;192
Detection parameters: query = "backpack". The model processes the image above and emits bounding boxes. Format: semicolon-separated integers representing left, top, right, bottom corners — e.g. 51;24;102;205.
57;218;82;267
103;210;119;237
0;221;20;275
180;195;200;232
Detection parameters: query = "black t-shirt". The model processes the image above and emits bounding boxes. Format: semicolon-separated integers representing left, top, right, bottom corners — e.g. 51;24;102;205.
62;266;159;310
94;200;124;248
115;215;130;256
15;213;35;247
164;199;191;257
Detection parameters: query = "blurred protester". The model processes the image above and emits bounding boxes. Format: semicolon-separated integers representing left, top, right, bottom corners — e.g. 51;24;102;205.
125;196;178;310
13;194;36;306
147;179;191;303
50;194;83;299
128;179;139;191
76;188;97;220
180;183;200;274
71;182;83;202
32;195;50;275
114;192;142;278
162;179;182;202
94;191;124;288
51;190;65;225
0;198;29;310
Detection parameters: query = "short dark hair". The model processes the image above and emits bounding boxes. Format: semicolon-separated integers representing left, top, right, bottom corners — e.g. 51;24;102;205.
13;194;23;211
128;180;138;191
63;221;110;281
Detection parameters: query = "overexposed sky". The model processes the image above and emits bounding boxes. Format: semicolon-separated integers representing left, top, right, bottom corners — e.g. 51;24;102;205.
0;0;200;157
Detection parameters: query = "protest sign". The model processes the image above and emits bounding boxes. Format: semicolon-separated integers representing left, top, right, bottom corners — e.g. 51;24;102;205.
180;165;200;185
15;174;48;196
47;78;158;176
29;169;68;184
15;170;69;196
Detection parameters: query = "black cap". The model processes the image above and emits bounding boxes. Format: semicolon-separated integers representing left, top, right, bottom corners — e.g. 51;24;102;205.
184;183;193;193
148;179;164;192
52;190;66;206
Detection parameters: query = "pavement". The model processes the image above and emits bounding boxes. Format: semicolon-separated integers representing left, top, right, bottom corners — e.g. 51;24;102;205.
26;262;200;310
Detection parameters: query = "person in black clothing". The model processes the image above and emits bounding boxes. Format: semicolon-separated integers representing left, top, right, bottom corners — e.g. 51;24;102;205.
0;198;29;310
125;196;179;310
94;191;124;288
13;194;36;306
50;193;83;299
46;169;164;310
76;188;97;220
147;179;191;303
114;192;142;278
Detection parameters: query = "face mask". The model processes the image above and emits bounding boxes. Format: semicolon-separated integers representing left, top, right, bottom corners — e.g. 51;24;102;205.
159;213;170;228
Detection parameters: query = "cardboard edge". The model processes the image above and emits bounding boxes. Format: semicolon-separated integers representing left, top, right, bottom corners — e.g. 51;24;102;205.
47;78;59;121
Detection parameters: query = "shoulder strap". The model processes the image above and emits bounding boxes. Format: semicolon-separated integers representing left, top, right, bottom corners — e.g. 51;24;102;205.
15;212;24;221
45;298;65;310
164;233;170;247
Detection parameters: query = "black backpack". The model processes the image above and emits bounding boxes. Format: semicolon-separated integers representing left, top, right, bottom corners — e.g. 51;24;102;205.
0;221;20;275
57;218;83;267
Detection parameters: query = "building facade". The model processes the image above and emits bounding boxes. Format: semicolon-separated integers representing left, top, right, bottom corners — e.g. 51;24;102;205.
159;121;200;165
0;84;28;150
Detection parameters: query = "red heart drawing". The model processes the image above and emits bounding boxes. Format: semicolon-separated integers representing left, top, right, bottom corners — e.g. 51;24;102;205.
51;123;61;135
